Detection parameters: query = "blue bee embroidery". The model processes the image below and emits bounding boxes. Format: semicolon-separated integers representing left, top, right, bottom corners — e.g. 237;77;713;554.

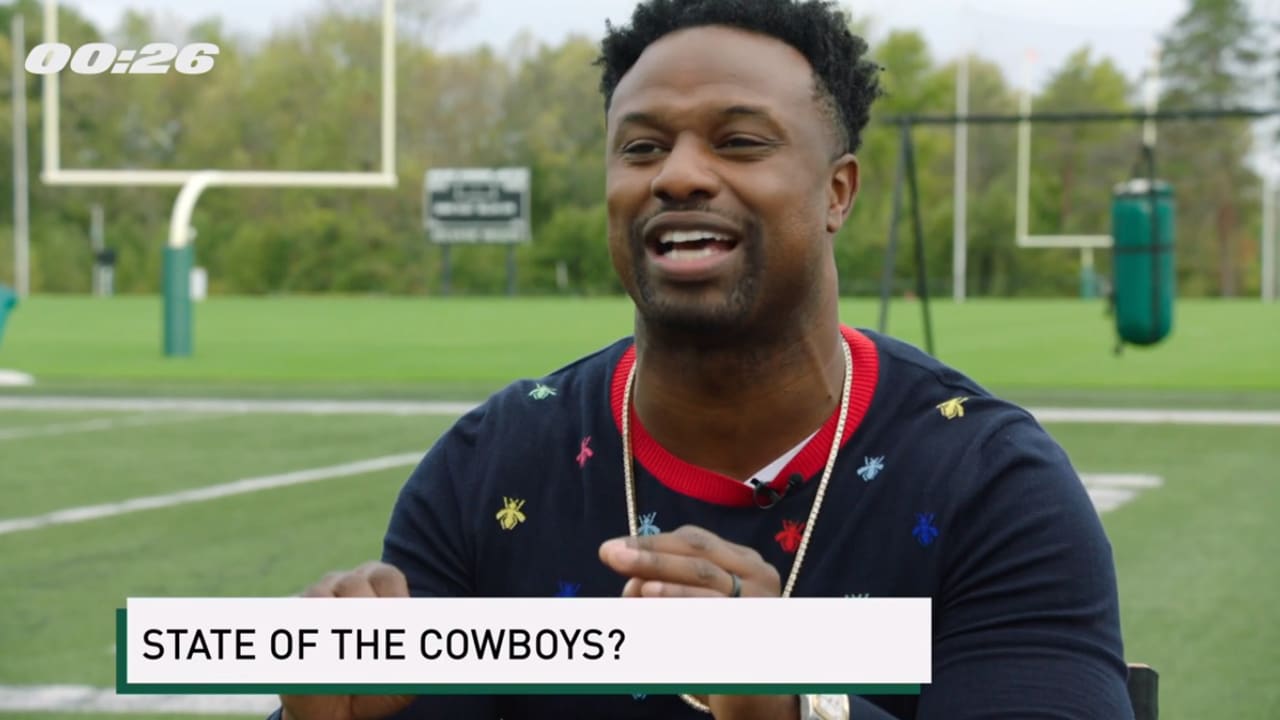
857;456;885;481
632;694;648;701
912;513;939;547
638;512;661;536
528;383;557;400
555;581;581;597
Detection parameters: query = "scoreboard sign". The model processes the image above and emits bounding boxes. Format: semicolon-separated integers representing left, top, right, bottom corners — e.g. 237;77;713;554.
424;167;531;244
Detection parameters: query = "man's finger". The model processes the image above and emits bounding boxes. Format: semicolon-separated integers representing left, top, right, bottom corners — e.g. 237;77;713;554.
361;563;410;598
601;543;735;591
331;573;379;597
601;525;755;575
635;580;723;598
298;571;346;598
622;576;726;598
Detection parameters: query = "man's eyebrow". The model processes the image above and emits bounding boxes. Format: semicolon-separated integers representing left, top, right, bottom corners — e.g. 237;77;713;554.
615;105;778;129
720;105;775;121
617;111;663;128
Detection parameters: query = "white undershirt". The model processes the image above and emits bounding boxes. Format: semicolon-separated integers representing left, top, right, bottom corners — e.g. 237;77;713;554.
744;429;819;487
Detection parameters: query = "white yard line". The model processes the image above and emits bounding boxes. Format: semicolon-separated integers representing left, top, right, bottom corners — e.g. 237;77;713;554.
1081;473;1164;514
1;396;1277;425
0;396;478;416
1031;407;1280;426
0;685;277;715
0;412;222;442
0;453;423;536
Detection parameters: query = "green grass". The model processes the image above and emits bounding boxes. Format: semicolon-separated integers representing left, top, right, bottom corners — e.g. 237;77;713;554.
0;716;252;720
0;412;452;720
0;412;451;517
0;296;1276;403
0;712;250;717
0;411;123;428
1048;423;1280;719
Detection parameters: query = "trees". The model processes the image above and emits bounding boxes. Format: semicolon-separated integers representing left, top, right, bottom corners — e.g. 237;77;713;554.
0;0;1269;299
1156;0;1265;297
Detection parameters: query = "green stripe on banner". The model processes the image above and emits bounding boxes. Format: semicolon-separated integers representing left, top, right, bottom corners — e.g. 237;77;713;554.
115;608;127;694
115;611;920;697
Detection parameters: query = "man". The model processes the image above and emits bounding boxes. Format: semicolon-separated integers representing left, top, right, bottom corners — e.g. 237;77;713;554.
271;0;1133;718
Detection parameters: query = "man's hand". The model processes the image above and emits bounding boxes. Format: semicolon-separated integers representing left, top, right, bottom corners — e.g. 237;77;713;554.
598;526;800;720
278;562;415;720
598;524;781;598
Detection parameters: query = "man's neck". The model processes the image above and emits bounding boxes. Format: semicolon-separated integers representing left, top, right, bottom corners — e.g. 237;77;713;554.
630;316;846;482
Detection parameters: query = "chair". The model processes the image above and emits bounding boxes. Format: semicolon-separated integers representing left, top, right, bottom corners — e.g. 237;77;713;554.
1126;663;1159;720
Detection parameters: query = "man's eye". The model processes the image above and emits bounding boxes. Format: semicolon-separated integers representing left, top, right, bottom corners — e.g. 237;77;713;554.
721;137;766;149
622;141;663;156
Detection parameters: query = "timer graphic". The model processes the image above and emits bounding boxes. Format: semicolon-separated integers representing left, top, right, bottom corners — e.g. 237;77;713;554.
25;43;219;76
111;50;137;75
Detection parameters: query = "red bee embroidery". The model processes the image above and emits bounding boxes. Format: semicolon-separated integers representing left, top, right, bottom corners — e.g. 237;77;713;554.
775;520;805;553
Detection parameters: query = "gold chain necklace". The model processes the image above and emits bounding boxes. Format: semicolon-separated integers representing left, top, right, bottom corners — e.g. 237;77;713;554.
621;336;854;714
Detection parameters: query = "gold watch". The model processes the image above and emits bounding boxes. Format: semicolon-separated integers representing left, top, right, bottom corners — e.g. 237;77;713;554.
798;694;849;720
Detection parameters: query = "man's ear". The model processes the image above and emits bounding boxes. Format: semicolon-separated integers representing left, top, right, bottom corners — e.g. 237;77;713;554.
826;154;860;234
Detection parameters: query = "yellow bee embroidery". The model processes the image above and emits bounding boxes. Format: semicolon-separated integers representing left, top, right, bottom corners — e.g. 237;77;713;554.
937;397;969;420
495;497;527;530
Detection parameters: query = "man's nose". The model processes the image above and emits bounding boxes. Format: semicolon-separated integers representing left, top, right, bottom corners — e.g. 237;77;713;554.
650;135;721;203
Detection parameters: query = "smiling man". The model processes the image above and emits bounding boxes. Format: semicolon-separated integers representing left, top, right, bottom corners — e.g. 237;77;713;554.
271;2;1134;719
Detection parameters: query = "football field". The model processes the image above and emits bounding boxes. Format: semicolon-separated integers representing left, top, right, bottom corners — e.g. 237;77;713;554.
0;297;1277;719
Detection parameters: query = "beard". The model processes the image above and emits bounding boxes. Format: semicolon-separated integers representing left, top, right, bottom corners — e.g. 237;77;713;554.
627;213;765;342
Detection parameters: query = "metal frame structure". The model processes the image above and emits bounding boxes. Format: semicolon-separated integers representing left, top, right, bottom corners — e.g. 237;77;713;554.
878;105;1280;357
11;15;30;300
37;0;399;356
1011;52;1162;302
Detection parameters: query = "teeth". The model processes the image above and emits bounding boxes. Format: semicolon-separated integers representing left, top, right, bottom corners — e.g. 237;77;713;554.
661;229;731;245
667;246;717;261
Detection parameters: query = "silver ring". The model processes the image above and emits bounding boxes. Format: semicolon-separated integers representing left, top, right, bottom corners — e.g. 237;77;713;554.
728;572;742;598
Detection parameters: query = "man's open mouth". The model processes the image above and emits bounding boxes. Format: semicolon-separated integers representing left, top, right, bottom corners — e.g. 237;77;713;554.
654;229;739;260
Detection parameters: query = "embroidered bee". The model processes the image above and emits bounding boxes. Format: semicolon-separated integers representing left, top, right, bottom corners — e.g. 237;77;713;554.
576;436;594;468
528;383;557;400
936;397;969;420
857;456;885;481
775;519;805;553
912;513;939;546
637;512;661;536
555;581;580;597
495;497;527;530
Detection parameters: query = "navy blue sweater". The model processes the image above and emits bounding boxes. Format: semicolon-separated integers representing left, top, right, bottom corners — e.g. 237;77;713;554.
272;327;1133;719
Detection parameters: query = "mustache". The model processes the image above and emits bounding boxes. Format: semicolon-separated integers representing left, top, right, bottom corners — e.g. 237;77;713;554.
628;201;753;242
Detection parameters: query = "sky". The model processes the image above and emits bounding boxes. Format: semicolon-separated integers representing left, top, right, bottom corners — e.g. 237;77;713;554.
52;0;1249;91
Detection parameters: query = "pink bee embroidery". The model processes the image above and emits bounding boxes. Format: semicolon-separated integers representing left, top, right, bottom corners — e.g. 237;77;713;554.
576;436;594;468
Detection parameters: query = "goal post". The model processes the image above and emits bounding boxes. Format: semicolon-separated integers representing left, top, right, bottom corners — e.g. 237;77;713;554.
38;0;400;357
1012;48;1164;300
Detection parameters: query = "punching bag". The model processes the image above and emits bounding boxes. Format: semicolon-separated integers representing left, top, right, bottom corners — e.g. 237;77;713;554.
1111;179;1175;347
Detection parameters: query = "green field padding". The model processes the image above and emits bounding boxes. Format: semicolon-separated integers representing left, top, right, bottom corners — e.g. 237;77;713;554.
0;284;16;348
162;246;194;357
1111;180;1176;346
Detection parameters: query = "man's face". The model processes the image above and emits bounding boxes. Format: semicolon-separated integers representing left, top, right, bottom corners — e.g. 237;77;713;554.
605;25;857;337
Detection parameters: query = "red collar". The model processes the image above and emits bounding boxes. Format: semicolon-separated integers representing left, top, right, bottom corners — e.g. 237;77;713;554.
608;326;879;507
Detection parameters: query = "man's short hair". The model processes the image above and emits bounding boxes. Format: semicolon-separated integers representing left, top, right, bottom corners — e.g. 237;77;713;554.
596;0;884;154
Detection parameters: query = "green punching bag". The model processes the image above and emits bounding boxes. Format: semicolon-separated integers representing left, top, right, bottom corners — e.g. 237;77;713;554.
1111;179;1175;347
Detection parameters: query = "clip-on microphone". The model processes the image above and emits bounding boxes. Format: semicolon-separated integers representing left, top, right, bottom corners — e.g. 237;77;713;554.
752;473;804;510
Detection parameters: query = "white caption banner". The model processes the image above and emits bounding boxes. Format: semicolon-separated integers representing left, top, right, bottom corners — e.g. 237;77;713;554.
123;597;931;687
